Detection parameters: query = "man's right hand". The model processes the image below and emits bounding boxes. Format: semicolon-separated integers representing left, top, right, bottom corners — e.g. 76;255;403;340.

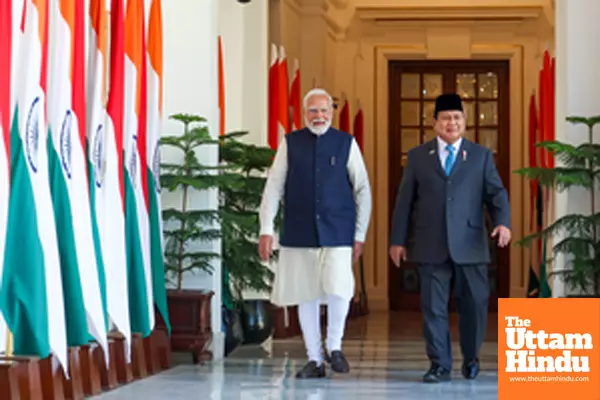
258;235;274;262
389;245;407;267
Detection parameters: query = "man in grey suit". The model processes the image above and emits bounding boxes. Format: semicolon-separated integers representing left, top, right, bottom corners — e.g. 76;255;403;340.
389;94;511;383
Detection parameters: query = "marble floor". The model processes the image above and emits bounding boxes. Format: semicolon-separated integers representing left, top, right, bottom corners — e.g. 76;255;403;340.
95;311;499;399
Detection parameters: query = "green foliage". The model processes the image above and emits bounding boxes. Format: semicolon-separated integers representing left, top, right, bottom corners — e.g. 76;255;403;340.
218;131;279;305
514;115;600;296
160;113;229;289
158;117;279;302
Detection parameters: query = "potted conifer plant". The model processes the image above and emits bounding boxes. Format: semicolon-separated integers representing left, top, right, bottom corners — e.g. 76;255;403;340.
218;131;280;347
514;115;600;298
158;113;228;363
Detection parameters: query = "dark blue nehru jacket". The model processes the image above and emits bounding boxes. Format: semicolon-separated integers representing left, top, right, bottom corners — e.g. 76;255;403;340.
279;127;356;247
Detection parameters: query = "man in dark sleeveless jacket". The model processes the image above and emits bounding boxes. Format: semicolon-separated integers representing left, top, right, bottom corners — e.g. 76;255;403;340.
259;88;372;378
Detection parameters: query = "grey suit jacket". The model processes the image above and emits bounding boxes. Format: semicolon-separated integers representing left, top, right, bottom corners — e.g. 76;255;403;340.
390;138;510;265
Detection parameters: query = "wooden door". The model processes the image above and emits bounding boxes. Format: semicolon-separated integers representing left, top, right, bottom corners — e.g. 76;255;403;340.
387;60;510;312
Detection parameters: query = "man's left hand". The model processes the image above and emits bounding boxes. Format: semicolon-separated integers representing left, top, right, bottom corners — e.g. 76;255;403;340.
353;241;364;264
491;225;511;247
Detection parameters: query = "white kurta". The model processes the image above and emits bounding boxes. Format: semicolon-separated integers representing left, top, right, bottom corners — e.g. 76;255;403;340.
259;135;372;306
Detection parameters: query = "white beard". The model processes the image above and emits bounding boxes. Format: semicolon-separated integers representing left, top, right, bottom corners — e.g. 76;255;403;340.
305;117;331;135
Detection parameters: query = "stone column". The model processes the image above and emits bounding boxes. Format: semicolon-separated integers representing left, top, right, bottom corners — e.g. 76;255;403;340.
553;0;600;296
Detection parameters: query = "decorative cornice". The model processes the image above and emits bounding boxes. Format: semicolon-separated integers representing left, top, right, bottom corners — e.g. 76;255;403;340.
355;5;545;22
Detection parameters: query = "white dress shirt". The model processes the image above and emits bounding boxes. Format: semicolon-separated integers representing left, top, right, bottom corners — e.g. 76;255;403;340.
437;136;462;169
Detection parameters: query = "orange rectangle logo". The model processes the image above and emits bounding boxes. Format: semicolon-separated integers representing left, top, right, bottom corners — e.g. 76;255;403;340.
498;298;600;400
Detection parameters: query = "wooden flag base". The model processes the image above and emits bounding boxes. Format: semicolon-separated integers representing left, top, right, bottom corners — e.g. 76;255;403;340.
95;338;119;389
61;347;84;400
131;334;147;379
1;327;174;399
0;358;22;399
150;329;170;370
0;356;43;400
79;343;102;397
143;329;170;374
106;333;133;385
38;354;65;400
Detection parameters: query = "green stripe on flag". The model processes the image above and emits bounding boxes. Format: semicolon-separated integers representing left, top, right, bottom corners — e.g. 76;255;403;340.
0;107;50;357
47;132;90;346
148;166;170;334
125;168;151;337
87;154;109;330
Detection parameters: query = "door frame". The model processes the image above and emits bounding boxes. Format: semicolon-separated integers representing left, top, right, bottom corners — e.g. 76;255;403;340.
365;44;526;312
386;59;510;312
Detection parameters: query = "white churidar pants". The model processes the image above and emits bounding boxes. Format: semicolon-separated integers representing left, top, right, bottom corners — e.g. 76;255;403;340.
298;294;350;364
270;246;354;364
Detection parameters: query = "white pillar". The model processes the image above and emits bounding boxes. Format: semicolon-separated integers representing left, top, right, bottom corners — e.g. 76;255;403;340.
163;0;223;358
553;0;600;297
218;0;268;145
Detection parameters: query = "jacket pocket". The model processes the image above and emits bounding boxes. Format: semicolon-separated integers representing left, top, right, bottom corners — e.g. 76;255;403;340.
467;218;483;229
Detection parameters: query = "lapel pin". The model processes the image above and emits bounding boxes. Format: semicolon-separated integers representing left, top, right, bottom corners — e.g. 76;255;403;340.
429;148;435;155
462;150;467;161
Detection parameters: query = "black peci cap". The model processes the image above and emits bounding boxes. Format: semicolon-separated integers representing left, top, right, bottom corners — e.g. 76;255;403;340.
434;94;463;118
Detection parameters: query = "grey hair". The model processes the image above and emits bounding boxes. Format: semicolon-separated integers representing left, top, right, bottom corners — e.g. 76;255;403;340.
303;88;334;109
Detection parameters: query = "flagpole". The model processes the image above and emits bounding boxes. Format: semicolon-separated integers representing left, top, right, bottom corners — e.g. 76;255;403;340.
5;328;12;356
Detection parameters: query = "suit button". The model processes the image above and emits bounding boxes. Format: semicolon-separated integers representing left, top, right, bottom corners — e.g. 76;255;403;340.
448;197;453;201
316;215;320;219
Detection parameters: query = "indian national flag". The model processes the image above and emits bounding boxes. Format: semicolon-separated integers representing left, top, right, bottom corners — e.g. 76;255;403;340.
147;0;170;332
89;0;131;349
46;0;108;356
0;0;16;354
79;0;109;336
124;0;154;337
0;0;68;372
104;0;132;358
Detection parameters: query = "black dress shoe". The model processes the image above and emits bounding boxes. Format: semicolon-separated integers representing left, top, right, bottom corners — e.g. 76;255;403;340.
296;361;326;379
326;350;350;373
423;364;451;383
462;359;480;380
